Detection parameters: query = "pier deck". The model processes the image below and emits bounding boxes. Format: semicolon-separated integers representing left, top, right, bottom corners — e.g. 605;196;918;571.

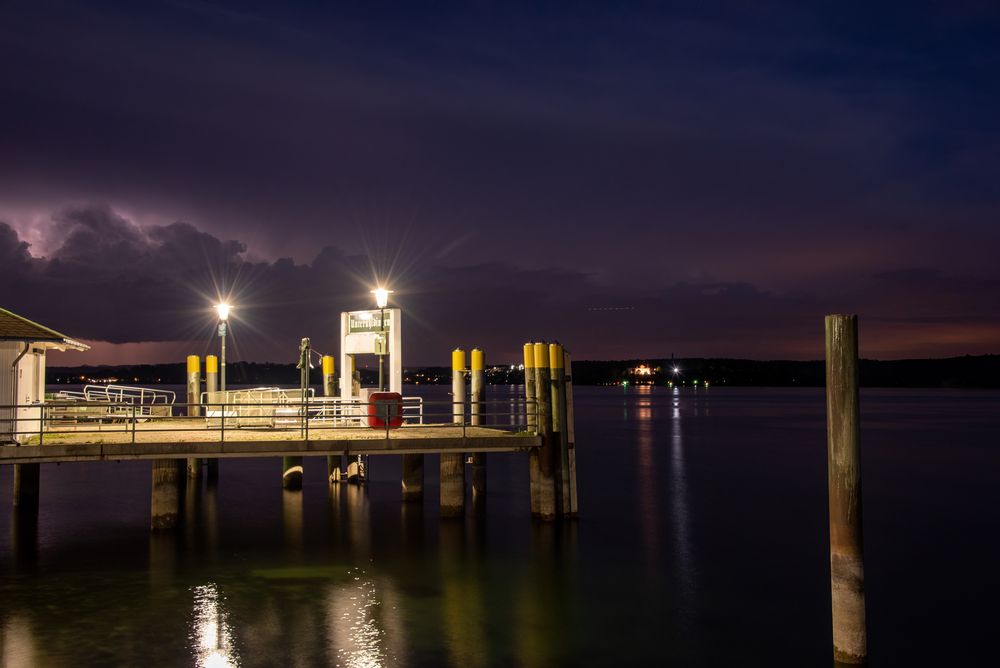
1;419;540;464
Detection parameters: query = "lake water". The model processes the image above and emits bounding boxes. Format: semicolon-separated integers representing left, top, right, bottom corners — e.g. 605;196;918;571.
1;385;997;666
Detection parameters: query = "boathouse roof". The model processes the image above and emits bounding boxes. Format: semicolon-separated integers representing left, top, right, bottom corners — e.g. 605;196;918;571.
0;307;89;351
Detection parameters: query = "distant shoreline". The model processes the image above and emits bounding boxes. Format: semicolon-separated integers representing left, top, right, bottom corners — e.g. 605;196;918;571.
48;354;1000;389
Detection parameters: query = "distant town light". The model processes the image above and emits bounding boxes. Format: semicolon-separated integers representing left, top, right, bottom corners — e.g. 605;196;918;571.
672;366;680;375
214;303;231;322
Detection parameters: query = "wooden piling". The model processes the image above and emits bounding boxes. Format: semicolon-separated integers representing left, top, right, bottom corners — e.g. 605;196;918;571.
825;314;867;665
564;349;579;517
150;459;180;530
205;355;219;481
12;463;40;514
550;343;571;517
186;355;203;479
524;342;539;516
531;342;556;521
440;349;466;518
470;348;486;507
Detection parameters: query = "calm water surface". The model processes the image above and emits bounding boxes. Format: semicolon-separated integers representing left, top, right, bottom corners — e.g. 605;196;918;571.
1;386;997;666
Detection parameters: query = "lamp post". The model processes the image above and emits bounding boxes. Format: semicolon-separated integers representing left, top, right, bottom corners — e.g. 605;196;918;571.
214;303;231;393
370;288;392;391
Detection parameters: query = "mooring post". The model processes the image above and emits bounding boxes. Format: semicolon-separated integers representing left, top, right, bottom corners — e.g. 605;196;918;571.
12;463;40;516
440;348;467;518
564;349;579;516
825;314;868;665
470;348;486;507
205;354;220;481
322;354;343;484
185;355;203;480
524;342;539;516
151;459;180;530
531;342;556;521
549;343;571;517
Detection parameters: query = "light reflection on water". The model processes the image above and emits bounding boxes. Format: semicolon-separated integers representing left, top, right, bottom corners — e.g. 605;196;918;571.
326;569;392;668
670;386;695;602
2;615;38;667
192;583;238;668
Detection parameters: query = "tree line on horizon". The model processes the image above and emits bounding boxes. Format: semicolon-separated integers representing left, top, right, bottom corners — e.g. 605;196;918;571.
47;354;1000;389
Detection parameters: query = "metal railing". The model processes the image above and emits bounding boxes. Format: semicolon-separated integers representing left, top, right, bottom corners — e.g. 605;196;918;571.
52;384;176;419
0;397;539;446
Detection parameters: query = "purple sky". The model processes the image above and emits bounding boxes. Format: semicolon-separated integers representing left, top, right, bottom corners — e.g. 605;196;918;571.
2;1;999;364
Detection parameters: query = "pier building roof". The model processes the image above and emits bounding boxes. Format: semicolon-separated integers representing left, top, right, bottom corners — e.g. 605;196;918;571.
0;307;89;351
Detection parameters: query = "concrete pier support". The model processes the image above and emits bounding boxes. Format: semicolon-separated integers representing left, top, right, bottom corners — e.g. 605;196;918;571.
470;348;486;507
150;459;180;530
282;456;304;490
402;454;424;502
825;314;868;665
186;355;203;479
550;343;571;517
205;355;220;481
523;342;539;516
440;349;466;518
12;463;40;514
440;451;465;519
531;342;556;521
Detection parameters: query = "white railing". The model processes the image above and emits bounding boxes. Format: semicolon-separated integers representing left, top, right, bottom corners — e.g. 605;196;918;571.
52;384;175;419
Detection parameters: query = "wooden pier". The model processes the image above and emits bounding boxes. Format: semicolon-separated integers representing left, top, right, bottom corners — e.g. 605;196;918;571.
3;337;580;535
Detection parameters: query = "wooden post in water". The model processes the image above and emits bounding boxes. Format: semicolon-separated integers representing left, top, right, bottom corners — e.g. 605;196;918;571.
12;463;40;515
151;459;180;530
470;348;486;507
185;355;203;480
531;342;556;521
440;348;466;518
205;355;220;481
549;343;571;517
322;355;343;484
825;314;867;665
524;342;539;516
564;349;579;517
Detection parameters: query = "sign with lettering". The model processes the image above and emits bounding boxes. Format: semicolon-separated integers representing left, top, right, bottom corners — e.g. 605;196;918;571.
348;311;390;334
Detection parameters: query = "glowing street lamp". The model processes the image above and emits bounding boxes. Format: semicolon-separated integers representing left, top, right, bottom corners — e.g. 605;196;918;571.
370;288;393;390
214;303;231;392
372;288;391;309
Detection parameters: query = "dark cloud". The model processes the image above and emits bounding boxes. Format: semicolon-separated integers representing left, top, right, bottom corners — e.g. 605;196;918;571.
1;2;999;360
2;205;997;362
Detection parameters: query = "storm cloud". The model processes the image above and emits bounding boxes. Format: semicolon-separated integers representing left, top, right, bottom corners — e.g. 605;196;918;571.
2;204;997;364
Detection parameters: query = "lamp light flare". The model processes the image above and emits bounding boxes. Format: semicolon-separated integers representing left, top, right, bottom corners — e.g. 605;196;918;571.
371;288;392;308
214;303;231;322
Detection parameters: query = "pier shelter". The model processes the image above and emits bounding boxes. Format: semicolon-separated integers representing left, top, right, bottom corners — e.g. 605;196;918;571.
0;307;88;444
